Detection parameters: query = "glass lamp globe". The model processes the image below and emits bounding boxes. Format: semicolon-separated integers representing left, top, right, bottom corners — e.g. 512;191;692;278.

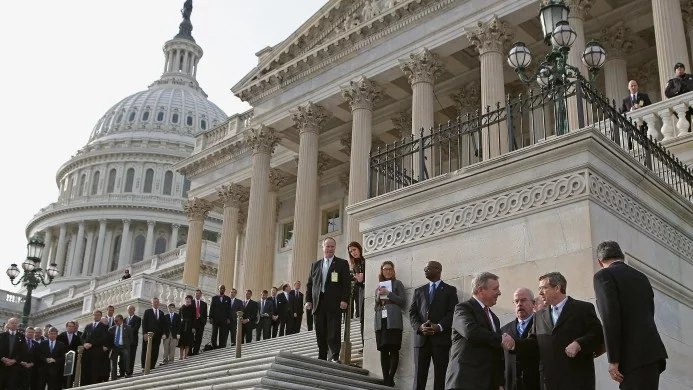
537;65;554;87
6;264;20;279
551;21;577;48
22;259;36;272
507;42;532;69
582;40;607;69
540;0;570;42
46;263;59;279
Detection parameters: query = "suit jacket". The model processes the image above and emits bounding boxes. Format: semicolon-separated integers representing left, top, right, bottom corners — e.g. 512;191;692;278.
125;314;142;343
593;261;667;374
38;340;65;377
0;330;27;361
257;299;275;322
306;256;351;314
289;290;304;318
56;331;81;353
229;298;244;323
142;308;166;337
408;280;458;347
19;337;39;365
82;321;109;349
445;298;504;390
107;324;133;348
242;299;259;325
276;293;292;321
515;297;604;390
192;299;208;326
501;316;540;390
163;312;182;338
620;92;652;113
210;295;232;323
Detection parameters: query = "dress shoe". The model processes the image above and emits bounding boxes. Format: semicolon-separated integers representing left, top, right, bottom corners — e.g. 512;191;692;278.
329;358;341;364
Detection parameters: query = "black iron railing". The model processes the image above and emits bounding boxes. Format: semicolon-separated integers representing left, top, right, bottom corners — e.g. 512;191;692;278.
368;77;693;200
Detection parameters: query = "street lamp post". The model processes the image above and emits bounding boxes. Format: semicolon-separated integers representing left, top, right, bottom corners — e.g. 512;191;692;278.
6;236;59;329
506;0;607;135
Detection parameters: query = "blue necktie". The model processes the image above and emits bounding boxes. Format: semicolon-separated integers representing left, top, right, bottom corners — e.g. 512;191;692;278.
50;341;54;353
429;282;436;302
115;326;121;346
551;306;560;325
517;319;526;335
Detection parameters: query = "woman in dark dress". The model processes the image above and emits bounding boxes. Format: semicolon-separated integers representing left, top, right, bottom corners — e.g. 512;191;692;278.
374;261;405;387
348;241;366;346
178;295;195;359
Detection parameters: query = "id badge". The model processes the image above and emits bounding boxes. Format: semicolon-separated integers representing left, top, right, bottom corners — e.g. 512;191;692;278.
381;309;388;319
331;271;339;283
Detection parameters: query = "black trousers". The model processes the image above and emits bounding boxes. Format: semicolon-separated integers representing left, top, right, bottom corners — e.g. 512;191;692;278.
314;306;341;361
620;361;664;390
191;323;204;355
271;319;280;338
127;342;138;375
279;319;289;336
229;320;237;344
17;366;33;390
211;321;229;348
242;323;254;343
413;343;449;390
110;345;129;379
306;310;314;331
257;318;272;341
141;334;162;368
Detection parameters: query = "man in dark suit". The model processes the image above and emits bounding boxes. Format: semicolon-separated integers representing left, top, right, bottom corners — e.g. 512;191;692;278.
191;289;208;355
593;241;668;389
241;290;258;344
124;305;141;376
228;288;244;346
269;287;281;338
57;320;82;388
277;283;292;337
18;326;38;390
108;315;133;380
509;272;604;390
81;310;110;386
162;303;181;364
38;327;65;390
256;290;275;341
409;261;458;390
446;272;504;390
141;297;166;369
500;288;540;390
289;281;304;334
210;285;232;349
1;318;28;390
620;80;652;113
305;237;351;362
105;305;116;328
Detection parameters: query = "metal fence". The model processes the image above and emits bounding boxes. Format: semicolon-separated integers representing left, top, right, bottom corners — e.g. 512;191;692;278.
368;77;693;200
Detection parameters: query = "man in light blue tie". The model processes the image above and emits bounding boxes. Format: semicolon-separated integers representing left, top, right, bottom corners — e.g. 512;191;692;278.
38;327;65;390
500;288;540;390
108;315;133;380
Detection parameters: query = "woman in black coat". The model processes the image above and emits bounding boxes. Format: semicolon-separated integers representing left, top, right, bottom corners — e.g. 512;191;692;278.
178;295;195;359
348;241;366;347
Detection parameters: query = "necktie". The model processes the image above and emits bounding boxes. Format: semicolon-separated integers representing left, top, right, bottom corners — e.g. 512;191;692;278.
68;333;72;344
244;300;247;308
27;339;31;349
484;306;495;331
261;300;265;312
322;258;330;292
632;94;636;102
155;310;159;320
196;301;200;319
518;319;526;335
115;326;121;346
428;282;436;302
551;306;560;325
50;341;54;353
170;313;173;322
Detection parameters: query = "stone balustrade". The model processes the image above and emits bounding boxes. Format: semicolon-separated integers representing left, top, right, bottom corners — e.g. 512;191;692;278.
194;109;254;152
34;193;185;216
626;91;693;141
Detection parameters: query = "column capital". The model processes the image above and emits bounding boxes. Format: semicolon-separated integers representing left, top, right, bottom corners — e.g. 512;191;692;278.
467;16;513;56
246;125;280;155
291;102;329;134
564;0;594;20
269;169;291;192
172;224;180;229
122;219;131;225
340;132;352;155
600;24;634;60
217;183;249;208
450;81;481;114
98;219;107;224
391;111;412;138
340;76;383;111
183;198;213;221
147;220;156;227
399;48;444;85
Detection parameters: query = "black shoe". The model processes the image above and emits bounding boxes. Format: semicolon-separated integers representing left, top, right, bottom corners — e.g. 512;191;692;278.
329;358;341;364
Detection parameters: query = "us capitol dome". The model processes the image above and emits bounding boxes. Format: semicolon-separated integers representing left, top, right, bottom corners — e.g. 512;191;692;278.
25;4;226;291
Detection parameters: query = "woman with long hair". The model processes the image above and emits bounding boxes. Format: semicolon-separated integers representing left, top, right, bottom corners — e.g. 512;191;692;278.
348;241;365;344
375;261;405;387
178;295;195;359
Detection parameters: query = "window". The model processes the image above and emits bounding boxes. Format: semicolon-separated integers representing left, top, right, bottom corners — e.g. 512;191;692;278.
133;235;145;261
124;168;135;193
281;221;294;248
186;116;193;126
106;169;116;193
156;111;164;122
155;237;167;254
321;206;341;235
182;178;191;197
91;171;100;195
142;111;150;121
200;120;207;130
128;112;136;122
172;113;179;123
163;171;173;195
143;168;154;193
78;174;86;196
112;235;121;265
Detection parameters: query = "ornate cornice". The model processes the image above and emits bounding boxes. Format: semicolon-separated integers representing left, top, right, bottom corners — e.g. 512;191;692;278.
217;183;249;208
467;16;513;56
183;198;213;221
175;138;250;178
399;48;445;85
269;169;292;192
600;24;634;60
246;126;280;155
292;102;329;135
340;76;384;111
317;151;343;175
565;0;594;20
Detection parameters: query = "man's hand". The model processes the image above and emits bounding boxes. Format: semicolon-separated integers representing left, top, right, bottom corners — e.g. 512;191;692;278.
272;315;278;321
293;313;297;318
608;362;624;383
242;319;249;324
501;333;515;350
355;273;364;283
339;301;348;310
46;358;55;364
565;341;581;358
377;287;390;296
102;346;109;352
84;342;92;349
305;302;312;311
162;334;167;340
176;335;180;340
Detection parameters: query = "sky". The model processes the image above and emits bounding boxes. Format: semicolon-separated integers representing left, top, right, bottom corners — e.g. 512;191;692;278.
0;0;327;292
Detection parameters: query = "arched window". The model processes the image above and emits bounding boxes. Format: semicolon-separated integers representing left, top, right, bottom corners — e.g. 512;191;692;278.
163;171;173;195
155;237;167;255
91;171;100;195
124;168;135;193
172;113;179;123
186;116;193;126
133;235;146;262
106;169;116;193
182;178;191;197
142;111;150;121
143;168;154;193
156;111;165;122
78;174;86;196
111;235;121;267
200;120;207;130
128;112;136;122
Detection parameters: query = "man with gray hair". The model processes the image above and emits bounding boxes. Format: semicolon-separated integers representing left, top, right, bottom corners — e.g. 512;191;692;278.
500;288;540;390
445;272;504;390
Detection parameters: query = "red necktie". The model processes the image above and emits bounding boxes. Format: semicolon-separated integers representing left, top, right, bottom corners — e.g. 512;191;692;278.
196;301;200;319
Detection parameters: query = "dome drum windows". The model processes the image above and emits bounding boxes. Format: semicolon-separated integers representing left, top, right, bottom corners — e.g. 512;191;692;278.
106;169;117;193
172;113;179;124
143;168;154;193
91;171;101;195
124;168;135;193
186;116;194;126
163;171;173;195
128;112;136;122
200;119;207;130
142;111;150;121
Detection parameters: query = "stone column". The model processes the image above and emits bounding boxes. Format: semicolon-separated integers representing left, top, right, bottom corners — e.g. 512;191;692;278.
144;221;155;259
117;219;131;270
652;0;690;98
94;219;107;274
65;231;76;275
70;221;86;276
290;103;329;284
468;17;512;158
41;229;53;270
686;3;693;68
263;170;290;289
399;49;444;178
182;198;213;287
81;228;95;275
242;126;280;293
217;184;248;289
601;25;634;106
100;228;114;275
170;224;180;250
341;76;383;244
234;210;248;289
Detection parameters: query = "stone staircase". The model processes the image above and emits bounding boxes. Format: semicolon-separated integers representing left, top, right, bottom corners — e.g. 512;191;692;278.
74;324;389;390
